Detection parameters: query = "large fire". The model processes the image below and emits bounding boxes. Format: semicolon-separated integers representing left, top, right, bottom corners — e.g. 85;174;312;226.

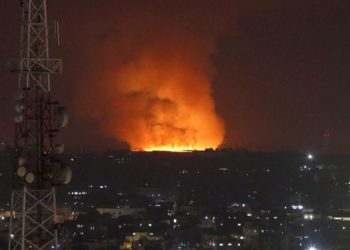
106;51;225;151
75;2;228;151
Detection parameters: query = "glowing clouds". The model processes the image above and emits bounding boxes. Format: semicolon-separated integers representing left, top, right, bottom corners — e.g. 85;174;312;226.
106;51;225;151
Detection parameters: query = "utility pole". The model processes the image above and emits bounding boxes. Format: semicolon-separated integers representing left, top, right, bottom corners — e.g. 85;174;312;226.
8;1;71;249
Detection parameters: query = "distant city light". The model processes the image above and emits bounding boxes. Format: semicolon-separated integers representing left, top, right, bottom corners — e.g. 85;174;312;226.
307;153;314;160
304;214;314;220
291;205;304;210
308;247;317;250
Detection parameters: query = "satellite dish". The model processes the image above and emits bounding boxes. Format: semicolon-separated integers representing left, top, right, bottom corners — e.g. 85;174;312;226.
61;165;72;185
54;144;65;154
18;157;26;165
17;166;26;177
53;165;72;185
24;172;35;184
59;165;72;184
14;114;24;123
55;106;68;127
15;103;24;112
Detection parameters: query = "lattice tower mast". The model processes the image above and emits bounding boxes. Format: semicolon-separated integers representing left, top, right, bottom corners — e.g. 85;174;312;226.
8;1;70;249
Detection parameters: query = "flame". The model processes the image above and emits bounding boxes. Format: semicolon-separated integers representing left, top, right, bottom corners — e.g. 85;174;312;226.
142;146;195;152
104;51;225;152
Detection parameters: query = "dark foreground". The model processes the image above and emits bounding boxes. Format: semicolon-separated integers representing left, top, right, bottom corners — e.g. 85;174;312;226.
1;148;350;250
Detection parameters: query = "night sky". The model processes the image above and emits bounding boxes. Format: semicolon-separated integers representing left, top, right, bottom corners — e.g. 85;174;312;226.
1;0;350;153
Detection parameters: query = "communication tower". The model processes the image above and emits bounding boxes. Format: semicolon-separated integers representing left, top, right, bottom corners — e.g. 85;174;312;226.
8;1;71;249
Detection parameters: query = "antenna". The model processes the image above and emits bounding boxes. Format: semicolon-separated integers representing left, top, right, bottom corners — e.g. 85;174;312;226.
55;20;60;46
7;1;70;249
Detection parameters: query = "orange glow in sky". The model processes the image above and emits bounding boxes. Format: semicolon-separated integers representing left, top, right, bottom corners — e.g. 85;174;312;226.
105;51;225;152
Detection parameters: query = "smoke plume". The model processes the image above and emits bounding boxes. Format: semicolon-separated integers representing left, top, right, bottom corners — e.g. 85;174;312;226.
75;1;230;151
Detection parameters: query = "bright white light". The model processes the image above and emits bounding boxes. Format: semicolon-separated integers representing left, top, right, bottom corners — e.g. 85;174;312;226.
291;205;303;210
308;246;317;250
307;154;314;160
304;214;314;220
